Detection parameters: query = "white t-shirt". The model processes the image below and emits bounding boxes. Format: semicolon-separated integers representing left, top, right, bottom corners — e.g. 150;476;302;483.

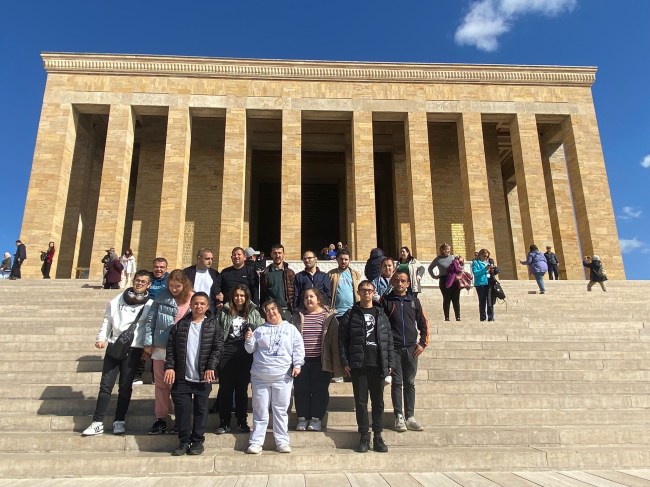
193;269;213;295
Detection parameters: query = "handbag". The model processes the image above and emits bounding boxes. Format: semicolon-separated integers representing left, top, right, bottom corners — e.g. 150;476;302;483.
107;307;145;360
492;280;506;300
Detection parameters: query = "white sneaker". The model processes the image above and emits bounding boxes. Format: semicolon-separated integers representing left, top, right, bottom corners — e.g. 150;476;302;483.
307;418;322;431
247;444;262;454
406;416;424;431
277;444;292;453
296;417;308;431
394;414;407;432
331;377;344;383
82;421;104;436
112;420;126;435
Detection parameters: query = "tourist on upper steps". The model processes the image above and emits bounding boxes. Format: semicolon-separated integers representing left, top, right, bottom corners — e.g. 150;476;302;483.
120;249;136;289
545;245;560;280
583;255;608;292
293;249;332;310
82;269;153;437
471;249;495;322
372;257;395;303
40;241;55;279
364;247;386;283
259;244;296;322
8;239;26;280
428;243;461;321
396;246;425;297
520;244;548;294
0;252;11;279
103;250;123;290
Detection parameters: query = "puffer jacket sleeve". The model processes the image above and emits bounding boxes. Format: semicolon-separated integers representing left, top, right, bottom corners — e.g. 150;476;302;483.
143;299;161;348
338;309;351;368
165;325;178;371
206;324;224;372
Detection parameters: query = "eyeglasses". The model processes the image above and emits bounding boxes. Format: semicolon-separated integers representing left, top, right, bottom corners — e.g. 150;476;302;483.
134;279;150;285
359;289;374;294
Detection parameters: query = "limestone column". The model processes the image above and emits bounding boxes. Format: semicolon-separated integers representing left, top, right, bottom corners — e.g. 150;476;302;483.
218;108;247;270
281;109;302;260
89;105;135;278
392;129;413;252
457;113;495;257
242;147;253;248
541;142;583;279
562;113;625;279
404;112;436;259
347;111;377;260
156;105;192;268
20;101;78;278
484;123;515;279
510;113;554;250
506;183;530;280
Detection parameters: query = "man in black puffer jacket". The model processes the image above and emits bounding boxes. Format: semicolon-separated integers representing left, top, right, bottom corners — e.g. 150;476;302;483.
339;280;394;454
165;292;224;456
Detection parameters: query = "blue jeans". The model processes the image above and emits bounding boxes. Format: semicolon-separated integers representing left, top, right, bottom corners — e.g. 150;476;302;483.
533;272;546;292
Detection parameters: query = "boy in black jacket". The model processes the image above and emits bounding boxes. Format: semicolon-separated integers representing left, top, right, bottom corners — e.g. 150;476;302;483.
381;271;428;433
165;292;224;456
339;280;394;453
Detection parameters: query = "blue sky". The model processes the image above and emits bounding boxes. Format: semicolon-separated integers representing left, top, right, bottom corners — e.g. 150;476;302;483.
0;0;648;279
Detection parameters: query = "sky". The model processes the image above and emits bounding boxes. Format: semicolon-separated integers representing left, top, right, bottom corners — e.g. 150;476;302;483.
0;0;648;279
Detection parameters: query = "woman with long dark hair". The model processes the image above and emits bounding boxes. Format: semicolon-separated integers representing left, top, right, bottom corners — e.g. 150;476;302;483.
214;283;264;434
41;241;55;279
428;243;461;321
396;246;425;296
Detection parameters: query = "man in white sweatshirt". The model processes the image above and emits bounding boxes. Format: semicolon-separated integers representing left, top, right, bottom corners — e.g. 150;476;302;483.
82;270;153;436
244;300;305;454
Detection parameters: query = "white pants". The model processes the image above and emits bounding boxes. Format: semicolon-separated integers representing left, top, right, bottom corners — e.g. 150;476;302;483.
249;375;293;448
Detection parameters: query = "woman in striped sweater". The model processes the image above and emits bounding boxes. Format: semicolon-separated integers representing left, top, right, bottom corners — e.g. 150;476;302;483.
291;288;344;431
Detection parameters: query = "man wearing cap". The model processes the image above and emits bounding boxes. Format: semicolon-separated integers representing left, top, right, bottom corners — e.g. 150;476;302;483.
294;249;332;309
544;246;559;280
244;247;259;267
215;247;259;305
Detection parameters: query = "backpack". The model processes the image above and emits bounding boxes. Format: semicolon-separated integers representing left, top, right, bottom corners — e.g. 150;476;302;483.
595;264;607;279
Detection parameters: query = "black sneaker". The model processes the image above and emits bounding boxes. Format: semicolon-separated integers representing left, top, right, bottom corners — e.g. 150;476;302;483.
188;442;205;455
148;419;167;435
216;423;231;435
171;442;190;456
355;433;370;453
373;434;388;453
237;421;251;433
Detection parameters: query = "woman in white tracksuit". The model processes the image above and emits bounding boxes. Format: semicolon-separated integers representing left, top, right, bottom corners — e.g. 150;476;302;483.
244;299;305;454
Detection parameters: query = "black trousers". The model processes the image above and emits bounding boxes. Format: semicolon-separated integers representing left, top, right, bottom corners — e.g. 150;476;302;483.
439;278;460;320
216;349;253;424
92;346;143;422
41;260;52;278
350;366;385;434
293;357;332;420
172;379;212;444
548;265;559;280
9;260;22;279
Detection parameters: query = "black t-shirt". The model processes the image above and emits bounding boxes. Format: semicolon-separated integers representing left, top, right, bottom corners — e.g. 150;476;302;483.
361;307;380;367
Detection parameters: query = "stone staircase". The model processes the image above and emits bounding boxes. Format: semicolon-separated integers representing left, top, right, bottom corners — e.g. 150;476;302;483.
1;279;649;478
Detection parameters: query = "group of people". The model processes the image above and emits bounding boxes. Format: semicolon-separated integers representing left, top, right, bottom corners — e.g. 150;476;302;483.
81;243;430;457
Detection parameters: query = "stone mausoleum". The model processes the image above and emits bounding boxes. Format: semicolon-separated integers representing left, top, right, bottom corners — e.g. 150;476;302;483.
20;52;624;280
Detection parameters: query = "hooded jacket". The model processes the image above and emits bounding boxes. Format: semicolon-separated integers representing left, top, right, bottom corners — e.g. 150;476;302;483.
364;248;385;282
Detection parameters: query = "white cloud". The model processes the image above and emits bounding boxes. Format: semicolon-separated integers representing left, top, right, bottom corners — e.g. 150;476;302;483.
455;0;577;52
641;154;650;168
619;238;645;254
618;206;643;220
